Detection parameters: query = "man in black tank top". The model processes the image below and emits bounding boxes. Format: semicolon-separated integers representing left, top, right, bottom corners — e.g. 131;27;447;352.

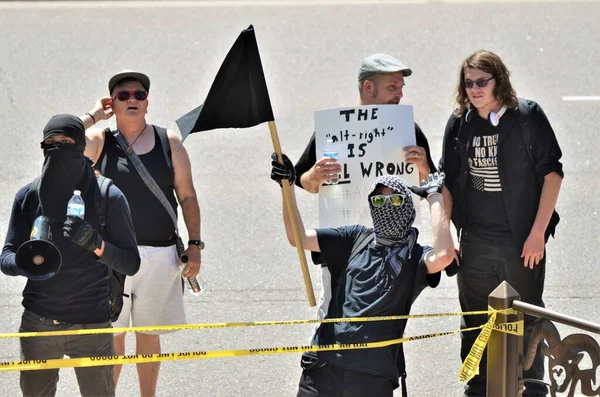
81;71;203;397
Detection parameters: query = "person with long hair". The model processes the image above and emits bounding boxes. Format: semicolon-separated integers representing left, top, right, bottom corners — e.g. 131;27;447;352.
439;50;563;396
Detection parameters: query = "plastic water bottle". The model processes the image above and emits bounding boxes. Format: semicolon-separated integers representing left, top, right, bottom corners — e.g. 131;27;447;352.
322;139;339;185
179;254;206;297
66;190;85;218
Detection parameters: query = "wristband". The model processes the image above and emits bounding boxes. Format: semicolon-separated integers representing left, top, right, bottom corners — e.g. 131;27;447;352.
86;112;96;124
426;192;443;200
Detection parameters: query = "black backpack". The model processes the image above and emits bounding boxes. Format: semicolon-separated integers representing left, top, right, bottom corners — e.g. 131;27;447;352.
26;175;126;322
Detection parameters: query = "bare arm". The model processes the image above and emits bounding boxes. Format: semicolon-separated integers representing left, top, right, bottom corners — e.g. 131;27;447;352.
82;97;113;164
423;193;455;274
281;184;320;252
83;128;105;164
521;171;562;268
409;173;454;274
441;185;453;221
299;170;320;194
533;172;562;237
169;130;201;278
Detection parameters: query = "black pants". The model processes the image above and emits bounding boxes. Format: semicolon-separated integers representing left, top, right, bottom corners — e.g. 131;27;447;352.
19;310;115;397
297;362;396;397
458;232;547;397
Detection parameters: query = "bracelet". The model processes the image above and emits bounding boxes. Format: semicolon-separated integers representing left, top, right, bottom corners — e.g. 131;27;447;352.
86;112;96;124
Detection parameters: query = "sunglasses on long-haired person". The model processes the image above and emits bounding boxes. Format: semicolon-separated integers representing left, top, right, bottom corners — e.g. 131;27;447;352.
113;90;148;101
370;194;405;207
464;76;494;89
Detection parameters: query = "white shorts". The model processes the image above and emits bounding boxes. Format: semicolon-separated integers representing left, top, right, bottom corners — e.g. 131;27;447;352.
113;245;186;335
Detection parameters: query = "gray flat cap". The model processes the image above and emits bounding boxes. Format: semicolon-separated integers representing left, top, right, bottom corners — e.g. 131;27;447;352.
358;53;412;81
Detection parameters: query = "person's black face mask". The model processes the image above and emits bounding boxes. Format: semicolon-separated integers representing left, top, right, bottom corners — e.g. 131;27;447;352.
39;142;86;222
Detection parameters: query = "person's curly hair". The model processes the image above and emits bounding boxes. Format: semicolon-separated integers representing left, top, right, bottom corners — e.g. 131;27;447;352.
454;50;518;116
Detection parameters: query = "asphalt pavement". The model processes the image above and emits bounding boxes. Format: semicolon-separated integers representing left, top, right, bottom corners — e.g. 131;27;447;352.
0;1;598;396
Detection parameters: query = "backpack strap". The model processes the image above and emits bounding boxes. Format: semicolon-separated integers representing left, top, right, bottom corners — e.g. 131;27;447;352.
95;175;112;234
99;127;113;175
517;98;535;169
348;227;375;263
154;126;173;168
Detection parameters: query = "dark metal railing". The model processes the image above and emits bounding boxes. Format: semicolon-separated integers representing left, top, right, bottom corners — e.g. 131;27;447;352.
486;281;600;397
512;300;600;335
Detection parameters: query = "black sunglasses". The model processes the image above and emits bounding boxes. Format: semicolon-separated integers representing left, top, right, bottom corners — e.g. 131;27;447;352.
113;90;148;101
464;76;494;89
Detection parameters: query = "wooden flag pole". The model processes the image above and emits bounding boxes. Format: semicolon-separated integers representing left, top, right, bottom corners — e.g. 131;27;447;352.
268;121;316;307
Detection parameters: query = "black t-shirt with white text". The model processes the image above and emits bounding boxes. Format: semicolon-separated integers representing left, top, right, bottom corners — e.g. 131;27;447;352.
465;116;511;238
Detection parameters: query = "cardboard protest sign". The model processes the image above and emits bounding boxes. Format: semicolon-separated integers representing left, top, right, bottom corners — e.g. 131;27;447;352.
314;105;419;228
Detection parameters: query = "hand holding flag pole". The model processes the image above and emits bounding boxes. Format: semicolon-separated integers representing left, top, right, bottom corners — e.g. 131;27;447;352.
176;25;316;307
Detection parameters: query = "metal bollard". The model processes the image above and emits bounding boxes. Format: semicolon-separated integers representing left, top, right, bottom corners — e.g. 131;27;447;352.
487;281;524;397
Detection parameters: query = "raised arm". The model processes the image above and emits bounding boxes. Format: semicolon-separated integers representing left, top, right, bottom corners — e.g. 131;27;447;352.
271;153;320;252
409;173;454;274
81;97;114;164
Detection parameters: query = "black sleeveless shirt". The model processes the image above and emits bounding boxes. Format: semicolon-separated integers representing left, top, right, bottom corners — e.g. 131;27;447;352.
95;127;178;246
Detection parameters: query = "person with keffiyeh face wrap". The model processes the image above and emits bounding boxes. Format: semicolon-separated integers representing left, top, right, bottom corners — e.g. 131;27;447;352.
271;154;455;397
368;175;419;280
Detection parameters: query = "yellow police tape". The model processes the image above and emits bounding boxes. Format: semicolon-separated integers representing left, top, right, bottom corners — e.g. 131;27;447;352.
1;308;517;339
1;325;488;372
458;314;524;383
493;320;524;336
0;309;522;373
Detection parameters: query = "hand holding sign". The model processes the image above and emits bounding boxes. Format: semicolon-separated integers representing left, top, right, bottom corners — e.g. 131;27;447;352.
403;145;430;178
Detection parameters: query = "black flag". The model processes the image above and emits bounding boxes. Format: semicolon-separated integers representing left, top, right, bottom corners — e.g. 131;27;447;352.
176;25;274;142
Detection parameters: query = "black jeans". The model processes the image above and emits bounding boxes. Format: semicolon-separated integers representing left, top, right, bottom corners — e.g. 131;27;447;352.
458;232;547;397
19;310;115;397
297;361;396;397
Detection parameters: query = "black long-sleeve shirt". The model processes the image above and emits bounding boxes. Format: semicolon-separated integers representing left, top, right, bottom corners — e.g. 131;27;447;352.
1;182;140;323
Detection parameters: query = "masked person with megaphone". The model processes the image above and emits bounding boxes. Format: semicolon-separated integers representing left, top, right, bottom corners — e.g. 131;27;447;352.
0;114;140;397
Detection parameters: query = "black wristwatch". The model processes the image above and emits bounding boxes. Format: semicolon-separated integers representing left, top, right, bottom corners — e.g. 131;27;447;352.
188;240;205;250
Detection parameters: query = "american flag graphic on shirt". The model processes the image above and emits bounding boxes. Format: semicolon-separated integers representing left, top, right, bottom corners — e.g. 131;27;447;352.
469;166;501;192
469;133;502;192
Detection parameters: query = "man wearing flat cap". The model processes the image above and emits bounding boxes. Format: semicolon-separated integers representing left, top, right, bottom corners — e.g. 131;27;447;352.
293;54;445;393
82;71;202;396
0;114;140;396
294;53;437;193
